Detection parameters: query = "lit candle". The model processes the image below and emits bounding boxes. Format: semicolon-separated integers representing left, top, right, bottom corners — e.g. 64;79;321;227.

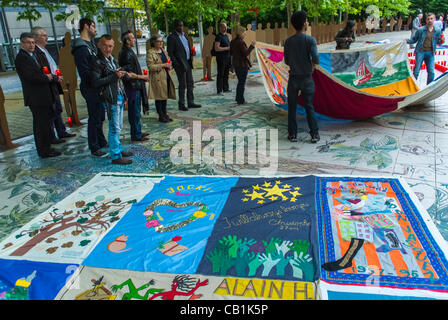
167;59;171;64
42;66;50;74
55;69;62;76
67;117;72;127
143;69;148;75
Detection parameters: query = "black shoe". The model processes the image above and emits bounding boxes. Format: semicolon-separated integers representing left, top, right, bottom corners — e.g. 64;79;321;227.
311;133;320;143
41;150;62;158
237;100;246;105
188;103;202;108
51;138;66;144
92;150;107;157
179;105;188;111
121;151;134;157
60;132;76;138
112;157;133;165
142;133;150;138
131;136;149;142
288;135;297;142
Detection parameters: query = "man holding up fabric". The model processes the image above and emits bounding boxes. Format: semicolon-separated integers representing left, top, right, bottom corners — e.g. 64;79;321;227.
407;12;443;85
284;11;320;144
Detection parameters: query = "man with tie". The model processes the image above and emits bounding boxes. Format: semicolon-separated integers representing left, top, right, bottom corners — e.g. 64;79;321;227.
14;32;62;158
167;20;201;111
32;26;76;144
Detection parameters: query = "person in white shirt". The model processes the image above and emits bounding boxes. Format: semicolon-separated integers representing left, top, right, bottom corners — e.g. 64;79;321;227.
434;14;444;31
31;26;76;143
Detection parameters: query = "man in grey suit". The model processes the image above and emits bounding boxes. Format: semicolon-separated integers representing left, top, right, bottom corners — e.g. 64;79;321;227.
167;20;201;111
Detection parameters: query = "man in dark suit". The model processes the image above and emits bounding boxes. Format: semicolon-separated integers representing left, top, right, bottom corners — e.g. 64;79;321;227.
32;26;76;144
167;20;201;111
14;32;62;158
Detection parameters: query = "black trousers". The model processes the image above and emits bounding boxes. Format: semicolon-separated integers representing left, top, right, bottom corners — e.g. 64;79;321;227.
216;54;230;93
29;104;52;157
174;65;194;107
81;85;107;153
49;99;67;141
287;75;318;137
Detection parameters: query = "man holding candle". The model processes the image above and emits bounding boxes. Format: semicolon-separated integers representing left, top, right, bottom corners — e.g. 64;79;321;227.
118;30;150;142
14;32;62;158
167;20;201;111
91;34;135;165
32;26;76;144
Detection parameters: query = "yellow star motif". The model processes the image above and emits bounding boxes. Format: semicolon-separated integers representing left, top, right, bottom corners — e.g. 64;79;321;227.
282;196;288;201
294;187;301;190
275;180;282;185
269;196;279;201
257;200;265;204
289;190;302;198
263;181;272;188
242;198;249;202
242;189;249;194
263;184;290;198
247;190;266;201
290;197;297;202
283;184;292;189
253;184;261;190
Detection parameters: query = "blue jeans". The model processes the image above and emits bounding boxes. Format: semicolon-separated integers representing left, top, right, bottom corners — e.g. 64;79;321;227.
105;93;125;160
127;90;142;140
414;51;435;85
234;67;248;104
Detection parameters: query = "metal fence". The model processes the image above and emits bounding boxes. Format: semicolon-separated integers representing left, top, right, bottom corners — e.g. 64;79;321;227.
0;5;137;71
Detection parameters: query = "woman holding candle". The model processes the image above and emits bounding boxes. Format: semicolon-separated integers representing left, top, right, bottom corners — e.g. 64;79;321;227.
146;34;176;122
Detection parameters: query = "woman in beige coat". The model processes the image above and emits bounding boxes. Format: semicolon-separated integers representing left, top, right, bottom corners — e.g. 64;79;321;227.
146;34;176;122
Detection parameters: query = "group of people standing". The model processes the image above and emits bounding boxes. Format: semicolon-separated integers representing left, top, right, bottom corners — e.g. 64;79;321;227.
31;9;444;163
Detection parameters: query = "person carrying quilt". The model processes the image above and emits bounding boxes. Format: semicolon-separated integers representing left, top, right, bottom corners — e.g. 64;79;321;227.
284;11;320;144
335;20;356;50
407;12;443;85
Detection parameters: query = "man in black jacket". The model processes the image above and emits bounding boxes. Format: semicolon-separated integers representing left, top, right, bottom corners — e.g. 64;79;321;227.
15;32;61;158
214;22;231;95
72;18;108;157
91;34;135;165
32;26;76;144
118;30;149;142
167;20;201;111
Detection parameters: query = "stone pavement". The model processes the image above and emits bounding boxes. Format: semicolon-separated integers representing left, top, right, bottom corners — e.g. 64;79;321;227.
0;29;448;248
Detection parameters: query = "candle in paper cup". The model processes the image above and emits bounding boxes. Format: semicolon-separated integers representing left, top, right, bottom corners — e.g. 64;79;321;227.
42;66;50;74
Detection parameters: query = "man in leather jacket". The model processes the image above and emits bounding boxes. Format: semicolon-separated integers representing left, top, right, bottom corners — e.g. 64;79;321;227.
90;34;135;165
118;30;149;142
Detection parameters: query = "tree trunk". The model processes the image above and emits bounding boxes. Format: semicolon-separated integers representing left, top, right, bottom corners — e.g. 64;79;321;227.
198;12;204;57
10;221;79;257
142;0;153;33
164;7;169;36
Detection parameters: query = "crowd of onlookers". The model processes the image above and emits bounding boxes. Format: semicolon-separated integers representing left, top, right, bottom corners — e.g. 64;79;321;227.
15;10;444;163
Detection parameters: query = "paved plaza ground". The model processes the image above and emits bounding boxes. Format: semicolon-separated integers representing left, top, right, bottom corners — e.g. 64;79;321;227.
0;28;448;252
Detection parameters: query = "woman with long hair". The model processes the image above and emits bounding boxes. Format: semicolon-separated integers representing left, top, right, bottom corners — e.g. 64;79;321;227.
335;20;356;50
146;34;176;122
230;25;256;105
